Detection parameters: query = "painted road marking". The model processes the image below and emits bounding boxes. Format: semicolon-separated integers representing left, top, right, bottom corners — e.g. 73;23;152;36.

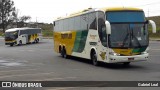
0;59;27;67
0;62;24;66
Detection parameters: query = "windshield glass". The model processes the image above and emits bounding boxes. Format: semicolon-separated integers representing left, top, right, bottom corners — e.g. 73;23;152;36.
107;11;145;23
109;24;130;47
5;31;18;40
106;11;148;48
131;24;148;47
109;23;148;48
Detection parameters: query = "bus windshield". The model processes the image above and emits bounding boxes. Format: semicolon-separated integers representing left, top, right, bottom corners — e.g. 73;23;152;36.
106;11;148;48
5;31;18;40
107;11;145;23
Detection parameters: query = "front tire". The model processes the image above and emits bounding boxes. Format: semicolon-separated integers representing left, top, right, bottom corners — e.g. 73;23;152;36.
123;62;130;66
36;38;39;43
18;40;22;46
91;52;99;66
10;43;14;46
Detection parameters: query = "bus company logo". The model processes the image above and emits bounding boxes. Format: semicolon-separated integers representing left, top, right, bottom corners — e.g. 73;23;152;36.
90;34;97;39
2;82;11;87
100;51;106;60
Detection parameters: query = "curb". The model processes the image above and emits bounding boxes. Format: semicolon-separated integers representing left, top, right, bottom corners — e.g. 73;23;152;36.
149;38;160;41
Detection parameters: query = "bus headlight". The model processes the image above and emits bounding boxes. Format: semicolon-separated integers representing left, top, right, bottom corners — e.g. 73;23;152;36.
141;47;149;54
141;52;148;54
109;50;120;56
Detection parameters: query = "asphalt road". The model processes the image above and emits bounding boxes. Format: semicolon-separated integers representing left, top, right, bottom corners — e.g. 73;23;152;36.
0;38;160;90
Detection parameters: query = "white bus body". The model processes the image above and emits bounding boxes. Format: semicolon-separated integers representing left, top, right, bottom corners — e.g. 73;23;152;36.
5;28;42;46
53;7;156;65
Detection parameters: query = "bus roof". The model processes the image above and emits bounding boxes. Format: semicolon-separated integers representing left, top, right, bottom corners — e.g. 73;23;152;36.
101;7;143;12
5;27;41;32
54;7;143;21
55;8;99;21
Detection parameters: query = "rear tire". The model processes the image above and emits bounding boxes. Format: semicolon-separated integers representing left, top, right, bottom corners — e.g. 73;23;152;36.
34;39;37;43
61;48;68;59
35;38;39;43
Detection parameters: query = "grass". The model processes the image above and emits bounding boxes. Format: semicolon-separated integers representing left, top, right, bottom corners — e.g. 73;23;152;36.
0;31;4;37
147;16;160;38
148;27;160;38
42;30;53;37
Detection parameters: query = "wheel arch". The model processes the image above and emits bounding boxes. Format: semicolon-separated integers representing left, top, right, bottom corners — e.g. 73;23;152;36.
59;45;62;53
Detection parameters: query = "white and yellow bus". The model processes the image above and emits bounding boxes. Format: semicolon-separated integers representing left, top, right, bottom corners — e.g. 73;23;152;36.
5;28;42;46
53;7;156;66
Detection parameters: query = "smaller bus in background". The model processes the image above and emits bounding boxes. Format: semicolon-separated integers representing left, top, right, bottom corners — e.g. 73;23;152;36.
5;28;42;46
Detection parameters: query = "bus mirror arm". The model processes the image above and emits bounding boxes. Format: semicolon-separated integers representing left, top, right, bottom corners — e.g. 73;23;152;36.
105;21;111;35
149;20;156;33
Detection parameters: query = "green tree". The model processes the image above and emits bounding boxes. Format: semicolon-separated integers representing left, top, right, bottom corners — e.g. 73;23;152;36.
11;9;31;28
0;0;15;32
18;15;31;27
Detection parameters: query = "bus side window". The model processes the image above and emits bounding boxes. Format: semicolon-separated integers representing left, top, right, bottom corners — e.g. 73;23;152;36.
98;11;107;47
89;12;97;30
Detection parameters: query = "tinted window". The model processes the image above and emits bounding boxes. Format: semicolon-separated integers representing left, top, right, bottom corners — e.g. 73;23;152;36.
98;11;107;47
107;11;145;23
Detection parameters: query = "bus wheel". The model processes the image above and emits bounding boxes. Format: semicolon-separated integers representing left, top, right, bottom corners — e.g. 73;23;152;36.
61;48;67;59
91;52;99;66
10;43;14;46
34;39;36;43
36;39;39;43
123;62;130;66
18;40;22;46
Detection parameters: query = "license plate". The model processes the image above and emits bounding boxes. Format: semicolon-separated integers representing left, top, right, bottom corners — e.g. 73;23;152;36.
128;58;134;60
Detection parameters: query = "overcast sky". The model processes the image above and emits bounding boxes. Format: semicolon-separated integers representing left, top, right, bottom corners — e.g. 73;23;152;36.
13;0;160;23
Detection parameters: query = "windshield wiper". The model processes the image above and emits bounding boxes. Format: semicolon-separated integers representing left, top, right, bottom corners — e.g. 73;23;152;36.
131;29;142;48
122;34;129;47
122;26;130;47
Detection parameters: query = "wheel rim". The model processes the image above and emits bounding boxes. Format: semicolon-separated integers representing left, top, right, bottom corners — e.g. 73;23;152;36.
63;49;67;58
64;52;67;58
92;54;98;66
61;49;64;57
61;49;66;58
19;41;22;45
37;39;39;43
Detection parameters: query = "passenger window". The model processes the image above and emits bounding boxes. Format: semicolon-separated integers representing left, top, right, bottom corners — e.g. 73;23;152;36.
98;11;107;47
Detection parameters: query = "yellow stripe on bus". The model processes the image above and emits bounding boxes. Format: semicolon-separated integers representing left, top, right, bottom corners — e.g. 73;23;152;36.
54;31;77;55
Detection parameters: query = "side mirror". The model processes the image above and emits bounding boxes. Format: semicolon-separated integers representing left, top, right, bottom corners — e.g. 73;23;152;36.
149;20;156;33
105;21;111;35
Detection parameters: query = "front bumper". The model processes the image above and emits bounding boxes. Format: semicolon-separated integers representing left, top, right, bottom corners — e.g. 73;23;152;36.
5;41;17;45
108;53;149;63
